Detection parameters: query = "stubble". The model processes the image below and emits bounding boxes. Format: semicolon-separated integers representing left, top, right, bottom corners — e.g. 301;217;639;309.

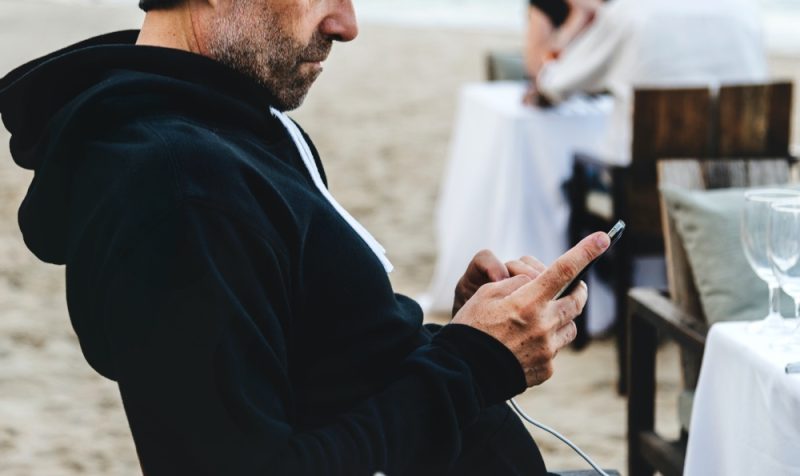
206;0;332;111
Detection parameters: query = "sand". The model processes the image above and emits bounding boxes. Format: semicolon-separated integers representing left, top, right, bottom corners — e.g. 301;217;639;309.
0;1;723;474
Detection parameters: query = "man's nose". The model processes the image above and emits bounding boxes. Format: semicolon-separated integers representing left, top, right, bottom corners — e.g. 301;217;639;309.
320;0;358;42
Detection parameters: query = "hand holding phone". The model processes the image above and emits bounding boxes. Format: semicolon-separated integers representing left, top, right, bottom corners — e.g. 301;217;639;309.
451;225;616;388
553;220;625;300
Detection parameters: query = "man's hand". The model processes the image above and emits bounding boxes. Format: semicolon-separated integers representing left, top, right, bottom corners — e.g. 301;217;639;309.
452;252;548;316
452;250;507;316
451;232;609;387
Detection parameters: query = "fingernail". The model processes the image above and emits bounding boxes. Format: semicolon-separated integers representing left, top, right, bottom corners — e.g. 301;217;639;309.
595;233;610;250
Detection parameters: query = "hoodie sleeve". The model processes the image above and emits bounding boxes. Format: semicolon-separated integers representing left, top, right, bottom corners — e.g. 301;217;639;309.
100;200;526;476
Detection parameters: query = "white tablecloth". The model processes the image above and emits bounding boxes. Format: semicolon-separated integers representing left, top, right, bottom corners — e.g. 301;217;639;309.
684;322;800;476
419;81;614;329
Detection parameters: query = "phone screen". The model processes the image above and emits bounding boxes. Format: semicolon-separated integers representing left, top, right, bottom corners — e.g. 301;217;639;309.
553;220;625;300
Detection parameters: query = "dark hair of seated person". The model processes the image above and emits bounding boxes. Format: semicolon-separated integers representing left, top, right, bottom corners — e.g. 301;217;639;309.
529;0;571;29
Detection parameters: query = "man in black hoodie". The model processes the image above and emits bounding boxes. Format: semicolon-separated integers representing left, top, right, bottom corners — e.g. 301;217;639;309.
0;0;610;474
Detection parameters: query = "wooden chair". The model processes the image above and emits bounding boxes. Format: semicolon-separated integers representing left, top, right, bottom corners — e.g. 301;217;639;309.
567;86;714;388
626;158;794;476
486;51;528;82
716;82;793;157
567;81;793;393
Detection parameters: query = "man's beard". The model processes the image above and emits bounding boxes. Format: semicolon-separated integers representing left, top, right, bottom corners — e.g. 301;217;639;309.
207;2;332;111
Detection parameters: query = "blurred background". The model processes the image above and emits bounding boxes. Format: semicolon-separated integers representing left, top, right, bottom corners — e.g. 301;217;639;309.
1;0;798;474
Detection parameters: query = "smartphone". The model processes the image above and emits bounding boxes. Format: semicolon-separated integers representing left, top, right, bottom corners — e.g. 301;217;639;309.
553;220;625;300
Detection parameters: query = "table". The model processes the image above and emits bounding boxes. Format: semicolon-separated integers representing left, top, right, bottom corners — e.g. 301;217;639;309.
419;81;615;331
684;322;800;476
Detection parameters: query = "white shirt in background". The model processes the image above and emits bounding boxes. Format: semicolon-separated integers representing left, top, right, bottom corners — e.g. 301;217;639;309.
537;0;769;163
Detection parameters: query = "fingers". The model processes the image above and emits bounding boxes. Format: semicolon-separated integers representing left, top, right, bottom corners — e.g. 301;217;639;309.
506;259;541;280
453;250;511;317
481;274;532;298
524;288;584;386
547;281;588;329
552;321;578;354
514;232;609;301
468;249;510;284
506;255;546;282
520;256;546;273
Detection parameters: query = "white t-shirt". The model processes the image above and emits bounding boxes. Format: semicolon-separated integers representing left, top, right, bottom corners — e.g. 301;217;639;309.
538;0;769;163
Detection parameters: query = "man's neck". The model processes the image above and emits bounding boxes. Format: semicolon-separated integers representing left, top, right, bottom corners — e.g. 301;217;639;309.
136;8;204;55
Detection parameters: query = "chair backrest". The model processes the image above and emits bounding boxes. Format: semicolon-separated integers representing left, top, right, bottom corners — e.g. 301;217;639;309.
626;87;714;237
657;158;793;389
657;159;793;320
485;51;528;82
631;88;714;170
626;82;794;239
717;82;793;157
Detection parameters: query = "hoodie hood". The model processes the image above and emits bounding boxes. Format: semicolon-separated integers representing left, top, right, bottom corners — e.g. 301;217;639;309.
0;30;279;265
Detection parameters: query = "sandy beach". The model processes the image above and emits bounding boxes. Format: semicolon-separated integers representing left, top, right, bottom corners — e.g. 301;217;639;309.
7;0;784;474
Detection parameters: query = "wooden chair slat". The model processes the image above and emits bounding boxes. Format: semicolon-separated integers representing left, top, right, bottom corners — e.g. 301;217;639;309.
717;82;792;157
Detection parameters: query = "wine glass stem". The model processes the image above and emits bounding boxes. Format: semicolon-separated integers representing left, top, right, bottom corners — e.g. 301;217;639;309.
767;284;782;321
794;301;800;334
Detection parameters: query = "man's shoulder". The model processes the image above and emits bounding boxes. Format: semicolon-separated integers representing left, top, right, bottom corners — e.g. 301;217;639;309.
78;109;282;187
62;114;300;263
136;114;301;204
78;111;307;236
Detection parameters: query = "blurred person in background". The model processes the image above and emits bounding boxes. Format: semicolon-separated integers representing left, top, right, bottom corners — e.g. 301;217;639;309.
0;0;612;474
534;0;768;162
524;0;605;104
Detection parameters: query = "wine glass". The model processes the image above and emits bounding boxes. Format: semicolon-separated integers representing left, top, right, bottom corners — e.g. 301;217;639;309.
768;198;800;348
741;189;800;333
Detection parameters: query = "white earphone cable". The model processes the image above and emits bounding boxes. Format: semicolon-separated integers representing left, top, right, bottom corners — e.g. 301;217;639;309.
508;398;611;476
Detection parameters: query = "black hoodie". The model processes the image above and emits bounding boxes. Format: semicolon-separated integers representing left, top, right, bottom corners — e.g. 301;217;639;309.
0;31;547;475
